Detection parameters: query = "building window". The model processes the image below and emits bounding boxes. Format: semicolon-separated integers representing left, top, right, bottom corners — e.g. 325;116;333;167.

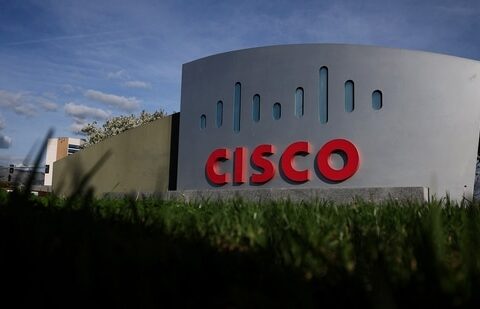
216;100;223;128
45;165;50;174
200;114;206;129
234;82;241;133
295;87;304;118
68;144;81;149
273;103;281;120
372;90;383;110
319;66;328;123
252;94;260;122
345;80;354;112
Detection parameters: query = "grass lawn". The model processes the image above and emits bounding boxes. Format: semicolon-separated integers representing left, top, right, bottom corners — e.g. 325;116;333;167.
1;189;480;307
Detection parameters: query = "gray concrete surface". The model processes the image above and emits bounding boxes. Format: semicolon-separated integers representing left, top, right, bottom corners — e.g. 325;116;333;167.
166;187;429;204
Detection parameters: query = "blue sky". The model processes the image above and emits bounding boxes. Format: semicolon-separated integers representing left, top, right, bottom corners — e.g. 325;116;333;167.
0;0;479;166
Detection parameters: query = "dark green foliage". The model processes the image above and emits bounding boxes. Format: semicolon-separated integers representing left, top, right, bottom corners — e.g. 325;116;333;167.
1;191;480;308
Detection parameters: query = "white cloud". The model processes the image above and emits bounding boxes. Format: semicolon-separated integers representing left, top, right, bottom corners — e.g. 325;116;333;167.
42;92;57;100
0;90;37;116
0;116;11;149
69;120;88;134
0;135;12;149
40;100;59;112
124;80;151;89
107;69;128;80
84;89;140;111
64;102;110;120
13;104;36;117
0;89;61;115
62;84;76;94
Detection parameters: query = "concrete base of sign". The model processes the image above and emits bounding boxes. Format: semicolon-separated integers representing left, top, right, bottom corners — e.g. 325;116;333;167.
165;187;429;204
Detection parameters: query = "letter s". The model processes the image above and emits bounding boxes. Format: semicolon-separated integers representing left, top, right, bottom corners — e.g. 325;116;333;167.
250;144;276;184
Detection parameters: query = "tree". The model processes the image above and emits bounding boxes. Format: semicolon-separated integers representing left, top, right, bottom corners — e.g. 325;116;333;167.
80;109;167;147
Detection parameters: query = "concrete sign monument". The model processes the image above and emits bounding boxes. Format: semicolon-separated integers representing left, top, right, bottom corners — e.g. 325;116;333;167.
177;44;480;201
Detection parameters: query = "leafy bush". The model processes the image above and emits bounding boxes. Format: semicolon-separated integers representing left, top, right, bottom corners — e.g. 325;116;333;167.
80;109;167;147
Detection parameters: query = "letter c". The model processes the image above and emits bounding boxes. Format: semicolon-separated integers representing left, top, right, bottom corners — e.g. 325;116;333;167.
205;148;230;185
280;141;311;183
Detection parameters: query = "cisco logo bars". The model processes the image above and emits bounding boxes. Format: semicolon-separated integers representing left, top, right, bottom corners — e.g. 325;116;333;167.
199;72;383;131
177;44;480;200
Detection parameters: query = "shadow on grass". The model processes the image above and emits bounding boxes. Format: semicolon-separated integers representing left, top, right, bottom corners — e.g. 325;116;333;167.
3;196;480;307
0;197;323;307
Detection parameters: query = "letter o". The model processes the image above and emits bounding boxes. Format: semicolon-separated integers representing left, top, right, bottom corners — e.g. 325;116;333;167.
316;139;359;182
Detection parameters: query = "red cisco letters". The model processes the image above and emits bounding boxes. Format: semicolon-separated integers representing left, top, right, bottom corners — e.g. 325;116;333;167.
205;139;360;185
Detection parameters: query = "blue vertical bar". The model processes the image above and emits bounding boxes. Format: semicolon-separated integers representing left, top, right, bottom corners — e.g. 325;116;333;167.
372;90;383;110
234;82;241;133
345;80;354;112
216;100;223;128
319;67;328;123
252;94;260;122
273;103;281;120
295;87;304;118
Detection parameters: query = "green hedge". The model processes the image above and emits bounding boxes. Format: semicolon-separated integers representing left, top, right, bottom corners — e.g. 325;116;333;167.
1;189;480;307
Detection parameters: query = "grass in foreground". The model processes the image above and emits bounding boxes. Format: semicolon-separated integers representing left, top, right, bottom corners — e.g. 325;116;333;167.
1;189;480;308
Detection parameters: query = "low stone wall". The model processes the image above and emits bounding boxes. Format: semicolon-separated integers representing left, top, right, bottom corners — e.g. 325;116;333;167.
52;115;175;198
166;187;429;204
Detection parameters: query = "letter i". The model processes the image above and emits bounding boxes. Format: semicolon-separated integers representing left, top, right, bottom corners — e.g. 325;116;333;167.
233;147;247;184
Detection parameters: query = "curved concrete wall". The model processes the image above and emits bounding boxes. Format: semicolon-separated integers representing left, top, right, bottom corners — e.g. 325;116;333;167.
177;44;480;200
